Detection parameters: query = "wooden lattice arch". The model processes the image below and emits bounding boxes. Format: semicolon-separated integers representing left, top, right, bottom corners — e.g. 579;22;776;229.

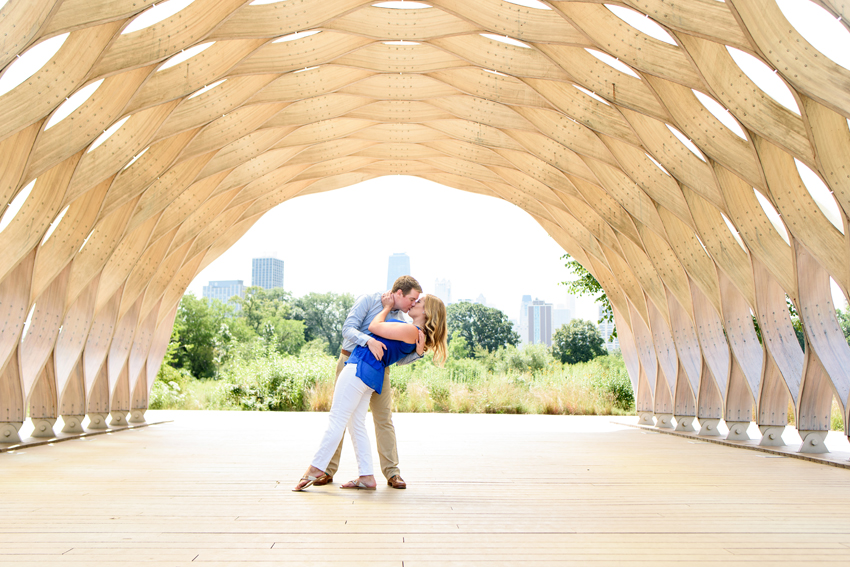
1;0;849;450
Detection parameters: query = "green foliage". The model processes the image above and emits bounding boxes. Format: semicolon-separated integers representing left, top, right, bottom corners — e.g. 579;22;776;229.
391;348;634;414
561;253;615;334
154;342;637;416
474;343;553;374
584;354;634;410
149;364;194;409
218;348;336;411
447;330;470;359
234;287;295;333
551;319;607;365
446;302;519;355
172;293;234;378
166;287;311;380
260;318;306;356
293;292;354;355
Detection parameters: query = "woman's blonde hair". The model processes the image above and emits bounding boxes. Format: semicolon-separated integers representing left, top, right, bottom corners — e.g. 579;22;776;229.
421;295;448;366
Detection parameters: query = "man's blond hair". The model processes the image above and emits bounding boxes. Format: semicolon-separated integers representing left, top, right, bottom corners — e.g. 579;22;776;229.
391;275;422;295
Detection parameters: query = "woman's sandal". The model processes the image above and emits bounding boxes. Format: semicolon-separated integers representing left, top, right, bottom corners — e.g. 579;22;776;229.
292;475;319;492
340;479;377;490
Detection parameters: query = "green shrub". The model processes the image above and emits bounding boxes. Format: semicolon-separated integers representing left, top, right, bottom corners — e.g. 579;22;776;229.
149;364;194;409
151;344;635;417
217;350;336;411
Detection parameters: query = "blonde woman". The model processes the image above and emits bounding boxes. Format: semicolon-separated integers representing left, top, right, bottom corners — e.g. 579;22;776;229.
294;293;447;491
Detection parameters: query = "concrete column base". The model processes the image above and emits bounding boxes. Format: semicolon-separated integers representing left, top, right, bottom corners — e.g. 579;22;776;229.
674;416;696;432
798;430;829;454
31;418;56;438
698;418;721;436
86;413;109;430
725;421;750;441
109;410;129;427
128;409;146;424
655;413;674;429
0;422;23;443
758;425;787;446
61;415;85;434
638;412;655;426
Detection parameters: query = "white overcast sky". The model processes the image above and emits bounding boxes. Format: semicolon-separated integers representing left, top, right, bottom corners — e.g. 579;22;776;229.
187;177;595;321
1;0;848;321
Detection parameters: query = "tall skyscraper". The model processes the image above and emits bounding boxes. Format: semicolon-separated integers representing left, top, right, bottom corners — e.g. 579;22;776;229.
527;299;553;347
386;253;410;289
252;257;283;289
474;293;487;306
203;280;246;305
519;295;532;345
598;305;619;351
552;305;572;334
434;278;452;304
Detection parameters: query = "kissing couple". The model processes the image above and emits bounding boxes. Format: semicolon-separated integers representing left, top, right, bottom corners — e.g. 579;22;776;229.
294;275;447;491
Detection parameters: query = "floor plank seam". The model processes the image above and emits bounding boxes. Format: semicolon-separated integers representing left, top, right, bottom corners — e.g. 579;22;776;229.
615;421;850;470
0;421;173;454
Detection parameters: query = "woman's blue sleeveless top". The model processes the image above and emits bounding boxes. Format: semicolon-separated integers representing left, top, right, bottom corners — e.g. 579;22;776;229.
346;318;417;394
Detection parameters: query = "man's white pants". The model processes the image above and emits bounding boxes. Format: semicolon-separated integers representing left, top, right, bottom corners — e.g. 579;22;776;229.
311;363;375;476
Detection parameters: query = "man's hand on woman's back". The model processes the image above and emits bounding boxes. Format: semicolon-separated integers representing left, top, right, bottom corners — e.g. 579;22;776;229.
367;338;387;361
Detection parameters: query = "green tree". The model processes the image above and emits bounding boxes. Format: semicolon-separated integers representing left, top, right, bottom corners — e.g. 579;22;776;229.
447;330;470;359
234;286;294;334
293;292;354;355
551;319;607;365
172;294;233;378
260;318;306;356
446;302;519;356
561;253;614;334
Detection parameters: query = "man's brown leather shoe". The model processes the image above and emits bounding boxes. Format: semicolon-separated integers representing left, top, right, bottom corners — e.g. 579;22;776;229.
312;473;333;486
387;475;406;489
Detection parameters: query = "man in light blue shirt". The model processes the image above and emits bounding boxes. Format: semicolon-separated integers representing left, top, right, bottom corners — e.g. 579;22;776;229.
312;275;423;489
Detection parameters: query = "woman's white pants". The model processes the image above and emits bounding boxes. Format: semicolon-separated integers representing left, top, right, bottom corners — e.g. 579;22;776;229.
311;363;375;476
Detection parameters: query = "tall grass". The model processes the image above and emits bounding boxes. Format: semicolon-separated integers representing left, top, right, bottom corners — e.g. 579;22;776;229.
151;342;635;416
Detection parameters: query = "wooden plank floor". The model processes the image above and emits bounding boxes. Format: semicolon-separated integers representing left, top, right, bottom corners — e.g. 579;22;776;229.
1;411;850;565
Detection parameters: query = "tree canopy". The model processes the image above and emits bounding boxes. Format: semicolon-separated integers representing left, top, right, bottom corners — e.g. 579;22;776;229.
292;292;354;356
551;319;607;365
446;302;519;356
173;294;234;379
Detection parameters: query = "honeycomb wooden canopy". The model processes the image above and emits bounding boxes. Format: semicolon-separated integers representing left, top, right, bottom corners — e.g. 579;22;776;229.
1;0;850;447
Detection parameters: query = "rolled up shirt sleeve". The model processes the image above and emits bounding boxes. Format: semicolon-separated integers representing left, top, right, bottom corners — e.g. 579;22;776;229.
342;295;373;348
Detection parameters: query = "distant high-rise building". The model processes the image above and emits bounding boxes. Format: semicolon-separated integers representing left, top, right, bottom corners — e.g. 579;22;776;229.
519;295;533;345
252;257;283;289
527;299;552;347
203;280;246;305
552;306;572;334
474;293;487;306
386;253;410;289
434;278;452;304
598;305;619;351
564;295;576;316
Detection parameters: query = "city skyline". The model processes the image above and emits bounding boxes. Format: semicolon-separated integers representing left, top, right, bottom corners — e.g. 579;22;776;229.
185;177;603;322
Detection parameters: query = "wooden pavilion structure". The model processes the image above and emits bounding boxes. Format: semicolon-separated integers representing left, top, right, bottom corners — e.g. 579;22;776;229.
1;0;849;454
